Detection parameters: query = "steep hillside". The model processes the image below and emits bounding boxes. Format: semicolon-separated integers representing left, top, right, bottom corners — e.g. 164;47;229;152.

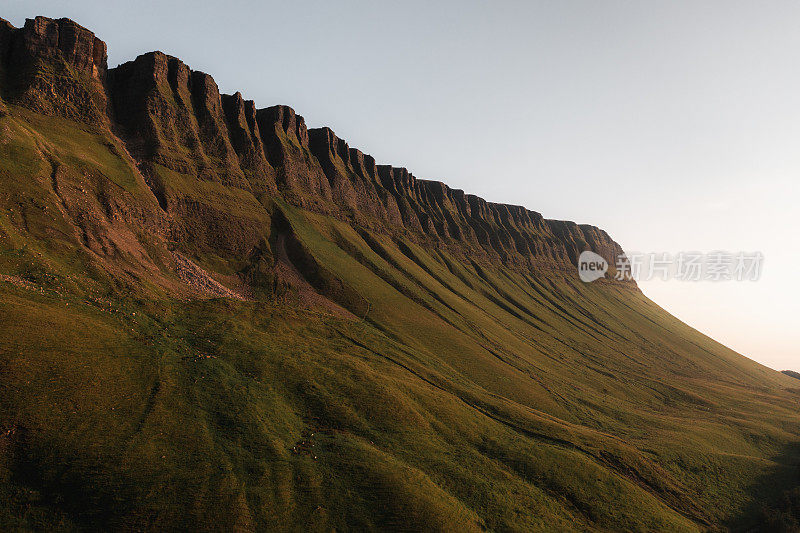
0;16;798;532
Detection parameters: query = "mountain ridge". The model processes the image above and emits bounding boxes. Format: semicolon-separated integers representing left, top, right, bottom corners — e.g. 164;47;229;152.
0;15;626;279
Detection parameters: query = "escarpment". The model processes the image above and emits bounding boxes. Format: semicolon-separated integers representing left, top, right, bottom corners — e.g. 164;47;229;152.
307;126;402;226
254;104;332;211
108;52;249;190
0;15;627;279
220;92;277;196
0;16;107;122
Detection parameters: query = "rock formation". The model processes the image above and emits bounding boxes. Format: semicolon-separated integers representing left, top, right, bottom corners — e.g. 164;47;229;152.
0;15;626;278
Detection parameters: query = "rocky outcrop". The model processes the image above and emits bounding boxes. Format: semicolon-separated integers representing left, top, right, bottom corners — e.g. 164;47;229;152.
107;52;276;256
108;52;248;189
0;15;628;278
7;16;106;78
221;92;277;195
304;126;614;270
255;105;332;211
363;162;625;269
0;18;13;79
106;51;333;209
0;16;107;121
308;127;402;226
190;71;246;187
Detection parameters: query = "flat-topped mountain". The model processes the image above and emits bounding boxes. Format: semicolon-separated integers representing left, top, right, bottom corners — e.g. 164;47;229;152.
1;16;625;277
0;15;798;532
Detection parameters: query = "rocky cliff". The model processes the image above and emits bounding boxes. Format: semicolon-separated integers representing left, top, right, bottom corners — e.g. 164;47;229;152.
0;15;626;279
0;16;107;122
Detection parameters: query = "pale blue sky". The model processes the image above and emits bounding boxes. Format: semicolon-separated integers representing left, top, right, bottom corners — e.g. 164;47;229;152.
5;1;798;370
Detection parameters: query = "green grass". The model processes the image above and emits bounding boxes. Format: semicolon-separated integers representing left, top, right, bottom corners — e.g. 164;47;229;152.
0;285;705;531
12;108;141;193
0;108;798;531
153;163;266;221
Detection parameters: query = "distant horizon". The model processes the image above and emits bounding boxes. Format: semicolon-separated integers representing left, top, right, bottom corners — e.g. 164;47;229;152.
4;1;797;371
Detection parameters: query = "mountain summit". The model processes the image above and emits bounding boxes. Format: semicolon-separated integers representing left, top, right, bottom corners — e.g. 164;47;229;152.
0;16;798;532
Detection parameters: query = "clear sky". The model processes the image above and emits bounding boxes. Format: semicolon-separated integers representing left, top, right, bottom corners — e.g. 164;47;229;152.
5;1;798;371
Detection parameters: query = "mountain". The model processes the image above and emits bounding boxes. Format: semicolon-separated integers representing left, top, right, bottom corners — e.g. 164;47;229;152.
0;16;798;532
784;370;800;381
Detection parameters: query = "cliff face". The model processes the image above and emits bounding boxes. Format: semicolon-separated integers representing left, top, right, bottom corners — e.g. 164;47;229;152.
108;52;249;190
0;15;626;277
12;16;106;78
0;16;107;121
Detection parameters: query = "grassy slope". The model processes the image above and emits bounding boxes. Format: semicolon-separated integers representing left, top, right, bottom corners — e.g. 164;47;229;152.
0;109;798;531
